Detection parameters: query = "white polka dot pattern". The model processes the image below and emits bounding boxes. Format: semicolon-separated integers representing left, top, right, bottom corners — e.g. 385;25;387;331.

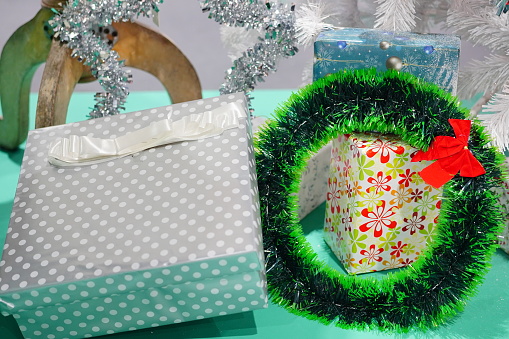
0;93;267;338
12;255;267;339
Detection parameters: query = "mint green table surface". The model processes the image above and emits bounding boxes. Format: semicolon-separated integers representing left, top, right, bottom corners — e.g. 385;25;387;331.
1;90;508;339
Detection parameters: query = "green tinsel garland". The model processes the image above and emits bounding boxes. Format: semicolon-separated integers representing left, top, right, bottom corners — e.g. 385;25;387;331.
254;69;505;332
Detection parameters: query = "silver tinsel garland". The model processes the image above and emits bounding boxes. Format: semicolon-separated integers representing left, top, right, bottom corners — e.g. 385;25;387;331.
201;0;298;96
49;0;163;118
50;0;297;117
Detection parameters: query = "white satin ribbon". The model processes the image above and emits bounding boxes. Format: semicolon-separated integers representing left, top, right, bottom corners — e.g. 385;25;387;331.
48;102;246;167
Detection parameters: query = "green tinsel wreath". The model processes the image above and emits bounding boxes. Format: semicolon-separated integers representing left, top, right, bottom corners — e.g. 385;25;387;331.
254;69;505;332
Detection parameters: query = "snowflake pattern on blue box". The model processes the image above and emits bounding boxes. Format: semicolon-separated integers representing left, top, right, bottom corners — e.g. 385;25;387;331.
313;28;460;94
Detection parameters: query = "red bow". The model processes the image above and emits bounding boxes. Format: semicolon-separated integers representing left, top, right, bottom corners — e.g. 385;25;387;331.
411;119;485;188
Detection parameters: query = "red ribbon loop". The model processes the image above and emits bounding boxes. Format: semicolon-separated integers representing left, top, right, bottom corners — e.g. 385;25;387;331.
411;119;485;188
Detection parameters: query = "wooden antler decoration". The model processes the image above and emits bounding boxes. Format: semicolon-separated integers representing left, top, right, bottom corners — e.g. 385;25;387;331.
0;0;202;150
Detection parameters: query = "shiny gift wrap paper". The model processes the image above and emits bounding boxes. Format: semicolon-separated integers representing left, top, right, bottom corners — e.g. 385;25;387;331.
0;93;267;339
314;28;460;94
324;133;442;274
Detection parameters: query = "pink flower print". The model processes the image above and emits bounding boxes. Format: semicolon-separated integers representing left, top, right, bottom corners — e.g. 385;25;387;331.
366;138;405;163
327;177;341;214
367;171;392;194
402;211;425;235
390;241;407;258
359;201;397;238
398;169;416;187
359;244;384;264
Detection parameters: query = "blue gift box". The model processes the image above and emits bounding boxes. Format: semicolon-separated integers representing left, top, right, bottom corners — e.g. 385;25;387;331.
313;28;460;93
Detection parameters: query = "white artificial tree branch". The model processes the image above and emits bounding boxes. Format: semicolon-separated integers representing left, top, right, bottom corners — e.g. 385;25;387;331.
449;0;489;12
328;0;363;28
458;53;509;98
480;82;509;151
295;0;339;46
448;4;509;52
414;0;450;32
374;0;417;32
294;0;364;47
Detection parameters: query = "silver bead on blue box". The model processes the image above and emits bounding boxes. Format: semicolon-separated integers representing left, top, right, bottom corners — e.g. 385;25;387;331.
313;28;460;94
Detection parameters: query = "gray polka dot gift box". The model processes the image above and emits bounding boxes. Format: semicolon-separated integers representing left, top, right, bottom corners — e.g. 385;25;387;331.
0;93;267;339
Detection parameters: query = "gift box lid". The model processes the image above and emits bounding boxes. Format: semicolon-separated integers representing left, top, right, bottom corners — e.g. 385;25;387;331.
0;93;264;313
314;28;460;93
316;28;460;49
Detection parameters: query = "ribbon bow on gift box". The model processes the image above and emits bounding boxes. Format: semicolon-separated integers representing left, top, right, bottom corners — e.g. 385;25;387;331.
47;102;246;167
411;119;485;188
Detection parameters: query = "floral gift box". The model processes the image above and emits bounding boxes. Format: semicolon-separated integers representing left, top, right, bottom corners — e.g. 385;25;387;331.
323;133;442;274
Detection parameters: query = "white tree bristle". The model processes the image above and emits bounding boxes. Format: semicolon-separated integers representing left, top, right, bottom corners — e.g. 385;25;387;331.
295;1;339;46
374;0;417;32
480;82;509;151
